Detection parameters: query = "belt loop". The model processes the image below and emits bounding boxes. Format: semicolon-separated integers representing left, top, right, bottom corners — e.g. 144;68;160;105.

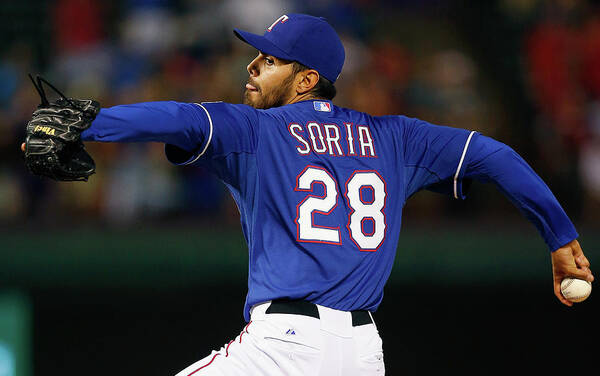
316;304;353;338
249;301;270;321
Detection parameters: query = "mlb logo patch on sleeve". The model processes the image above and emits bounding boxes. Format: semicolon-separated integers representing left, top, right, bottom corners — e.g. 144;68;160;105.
314;101;332;112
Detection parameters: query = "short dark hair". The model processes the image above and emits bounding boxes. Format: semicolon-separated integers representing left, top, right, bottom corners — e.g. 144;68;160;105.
291;61;337;100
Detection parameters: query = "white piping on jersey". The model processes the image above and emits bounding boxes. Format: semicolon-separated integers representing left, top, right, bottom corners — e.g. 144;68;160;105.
185;103;214;165
453;130;476;199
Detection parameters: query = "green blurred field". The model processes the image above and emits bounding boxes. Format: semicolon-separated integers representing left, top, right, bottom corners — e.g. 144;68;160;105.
2;227;598;376
2;227;598;288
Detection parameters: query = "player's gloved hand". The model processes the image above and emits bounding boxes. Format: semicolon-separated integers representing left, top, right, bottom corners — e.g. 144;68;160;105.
551;239;594;306
23;75;100;181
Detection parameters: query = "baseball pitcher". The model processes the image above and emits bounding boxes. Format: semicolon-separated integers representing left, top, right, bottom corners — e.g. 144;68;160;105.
22;14;593;376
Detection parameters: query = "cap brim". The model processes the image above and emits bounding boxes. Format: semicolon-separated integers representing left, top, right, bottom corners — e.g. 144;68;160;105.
233;29;294;61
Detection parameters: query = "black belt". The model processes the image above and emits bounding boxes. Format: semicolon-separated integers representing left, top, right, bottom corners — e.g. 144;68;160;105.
266;299;374;327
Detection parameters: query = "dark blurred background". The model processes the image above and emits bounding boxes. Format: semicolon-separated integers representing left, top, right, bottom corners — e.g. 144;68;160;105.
1;0;599;375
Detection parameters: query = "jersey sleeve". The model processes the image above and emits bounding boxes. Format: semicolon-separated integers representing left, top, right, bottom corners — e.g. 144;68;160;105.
463;135;578;251
82;101;211;151
164;102;260;165
400;116;476;200
400;116;577;251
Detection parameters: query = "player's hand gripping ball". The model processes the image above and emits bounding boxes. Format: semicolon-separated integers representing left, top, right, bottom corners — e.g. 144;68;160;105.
24;75;100;181
560;278;592;303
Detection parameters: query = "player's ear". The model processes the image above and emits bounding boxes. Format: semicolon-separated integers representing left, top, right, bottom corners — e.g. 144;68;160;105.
296;69;320;95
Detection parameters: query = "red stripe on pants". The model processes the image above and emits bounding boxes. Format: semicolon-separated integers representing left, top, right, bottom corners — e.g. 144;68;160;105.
187;353;220;376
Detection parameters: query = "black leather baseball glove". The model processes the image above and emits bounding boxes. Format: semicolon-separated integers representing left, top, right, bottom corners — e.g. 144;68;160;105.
24;75;100;181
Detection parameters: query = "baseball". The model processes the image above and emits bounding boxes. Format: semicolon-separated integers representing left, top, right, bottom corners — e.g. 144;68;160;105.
560;278;592;303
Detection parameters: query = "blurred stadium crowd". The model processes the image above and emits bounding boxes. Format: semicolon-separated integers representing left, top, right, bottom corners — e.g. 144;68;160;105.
1;0;599;229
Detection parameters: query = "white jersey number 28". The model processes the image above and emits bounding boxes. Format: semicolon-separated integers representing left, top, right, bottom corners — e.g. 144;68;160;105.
294;166;387;251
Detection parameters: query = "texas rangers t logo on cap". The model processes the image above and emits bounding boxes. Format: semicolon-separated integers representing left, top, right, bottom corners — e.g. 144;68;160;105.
314;101;332;112
267;15;289;32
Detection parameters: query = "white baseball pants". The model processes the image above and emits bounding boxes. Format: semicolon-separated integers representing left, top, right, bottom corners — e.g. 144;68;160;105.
174;301;385;376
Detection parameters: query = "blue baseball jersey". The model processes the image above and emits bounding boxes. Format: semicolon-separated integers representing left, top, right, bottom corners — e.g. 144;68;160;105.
83;99;578;321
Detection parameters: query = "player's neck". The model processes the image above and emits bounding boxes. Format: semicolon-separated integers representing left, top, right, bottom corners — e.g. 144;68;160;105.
285;92;322;105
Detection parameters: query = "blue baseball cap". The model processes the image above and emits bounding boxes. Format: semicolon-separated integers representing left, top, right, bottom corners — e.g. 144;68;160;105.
234;14;345;83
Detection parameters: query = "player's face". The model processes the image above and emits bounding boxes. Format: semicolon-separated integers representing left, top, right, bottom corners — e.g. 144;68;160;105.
244;52;296;109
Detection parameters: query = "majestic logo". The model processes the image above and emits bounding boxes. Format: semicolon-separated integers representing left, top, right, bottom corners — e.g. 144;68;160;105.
313;101;331;112
267;15;289;32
